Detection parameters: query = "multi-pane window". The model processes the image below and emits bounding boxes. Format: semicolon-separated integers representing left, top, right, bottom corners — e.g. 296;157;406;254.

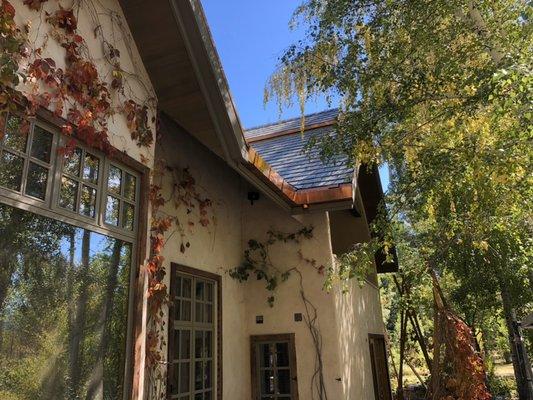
251;334;298;400
169;271;216;400
105;164;137;230
0;115;55;200
0;113;141;399
0;113;139;240
59;146;101;217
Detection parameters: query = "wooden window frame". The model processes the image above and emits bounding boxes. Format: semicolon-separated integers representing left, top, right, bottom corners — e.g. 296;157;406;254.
168;263;223;400
0;107;150;400
250;333;299;400
368;333;393;400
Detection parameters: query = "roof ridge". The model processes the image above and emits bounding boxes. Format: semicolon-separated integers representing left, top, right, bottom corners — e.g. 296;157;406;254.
245;108;338;132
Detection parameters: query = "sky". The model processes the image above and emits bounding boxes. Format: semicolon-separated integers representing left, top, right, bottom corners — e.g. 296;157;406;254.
202;1;390;190
201;0;334;130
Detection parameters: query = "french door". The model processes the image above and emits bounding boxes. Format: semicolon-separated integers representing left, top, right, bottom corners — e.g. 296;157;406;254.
167;264;221;400
368;334;393;400
251;334;299;400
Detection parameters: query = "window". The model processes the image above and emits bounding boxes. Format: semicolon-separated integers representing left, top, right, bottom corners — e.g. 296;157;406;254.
168;264;221;400
0;113;142;400
251;334;299;400
368;334;392;400
0;115;55;200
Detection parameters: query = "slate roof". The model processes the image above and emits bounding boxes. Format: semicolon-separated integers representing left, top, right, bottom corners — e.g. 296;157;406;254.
244;110;354;190
245;109;339;141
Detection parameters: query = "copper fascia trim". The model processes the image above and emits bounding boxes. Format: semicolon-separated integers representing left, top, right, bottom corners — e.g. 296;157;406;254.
245;147;354;208
245;119;336;144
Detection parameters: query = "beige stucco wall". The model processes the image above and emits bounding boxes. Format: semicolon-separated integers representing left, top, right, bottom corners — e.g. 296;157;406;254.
155;119;387;399
242;195;385;400
155;120;250;399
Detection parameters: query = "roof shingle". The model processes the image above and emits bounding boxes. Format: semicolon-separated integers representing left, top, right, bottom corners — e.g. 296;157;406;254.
245;112;354;190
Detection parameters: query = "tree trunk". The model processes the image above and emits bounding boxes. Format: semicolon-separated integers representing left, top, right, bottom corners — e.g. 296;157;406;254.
68;229;91;398
397;308;407;400
85;240;123;400
500;280;533;400
408;310;432;371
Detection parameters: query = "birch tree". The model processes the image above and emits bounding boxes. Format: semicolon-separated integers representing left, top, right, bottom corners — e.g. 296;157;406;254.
267;0;532;397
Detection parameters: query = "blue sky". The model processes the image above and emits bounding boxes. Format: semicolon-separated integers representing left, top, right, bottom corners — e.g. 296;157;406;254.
202;1;390;190
202;0;333;129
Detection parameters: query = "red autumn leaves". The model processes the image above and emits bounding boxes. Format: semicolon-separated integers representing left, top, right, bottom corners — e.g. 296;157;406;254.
3;0;154;154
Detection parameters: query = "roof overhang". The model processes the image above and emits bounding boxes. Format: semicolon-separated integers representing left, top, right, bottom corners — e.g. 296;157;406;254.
119;0;355;213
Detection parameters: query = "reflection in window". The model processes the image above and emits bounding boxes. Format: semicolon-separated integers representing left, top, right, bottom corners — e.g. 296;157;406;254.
0;203;131;400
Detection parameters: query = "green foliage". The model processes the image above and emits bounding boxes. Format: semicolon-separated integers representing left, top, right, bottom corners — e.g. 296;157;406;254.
268;0;532;393
229;226;314;306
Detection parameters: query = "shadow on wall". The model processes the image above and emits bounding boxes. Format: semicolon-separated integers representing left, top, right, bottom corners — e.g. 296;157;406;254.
333;281;383;399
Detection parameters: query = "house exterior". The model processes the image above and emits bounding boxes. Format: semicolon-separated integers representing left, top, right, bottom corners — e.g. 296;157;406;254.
0;1;395;400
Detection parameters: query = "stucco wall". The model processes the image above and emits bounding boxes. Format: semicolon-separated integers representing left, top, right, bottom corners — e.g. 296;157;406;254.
242;195;385;400
155;119;250;399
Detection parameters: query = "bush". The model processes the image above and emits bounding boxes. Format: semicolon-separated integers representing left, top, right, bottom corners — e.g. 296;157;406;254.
488;375;516;399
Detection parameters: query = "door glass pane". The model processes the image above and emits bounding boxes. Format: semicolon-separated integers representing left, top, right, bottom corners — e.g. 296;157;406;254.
83;153;99;183
278;369;291;394
182;278;192;298
206;283;213;302
59;177;78;211
31;126;53;163
105;195;119;225
194;361;203;390
261;370;275;395
170;364;179;395
195;331;203;358
195;301;204;323
196;281;204;301
180;362;190;393
107;165;121;194
80;185;97;217
63;148;82;176
276;342;289;367
174;298;181;320
205;304;213;323
0;204;131;399
204;331;212;358
260;343;273;368
25;162;48;200
181;300;191;321
204;360;212;388
180;330;191;360
0;151;24;191
3;115;27;152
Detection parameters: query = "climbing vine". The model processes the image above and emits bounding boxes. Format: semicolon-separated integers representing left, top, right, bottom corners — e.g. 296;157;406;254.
229;226;318;306
229;226;329;399
146;158;215;398
0;0;155;154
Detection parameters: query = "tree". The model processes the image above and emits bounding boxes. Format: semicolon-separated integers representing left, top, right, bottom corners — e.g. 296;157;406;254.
267;0;532;397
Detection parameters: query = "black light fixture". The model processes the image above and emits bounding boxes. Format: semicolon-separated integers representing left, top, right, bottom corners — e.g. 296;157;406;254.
248;191;260;205
350;207;361;218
